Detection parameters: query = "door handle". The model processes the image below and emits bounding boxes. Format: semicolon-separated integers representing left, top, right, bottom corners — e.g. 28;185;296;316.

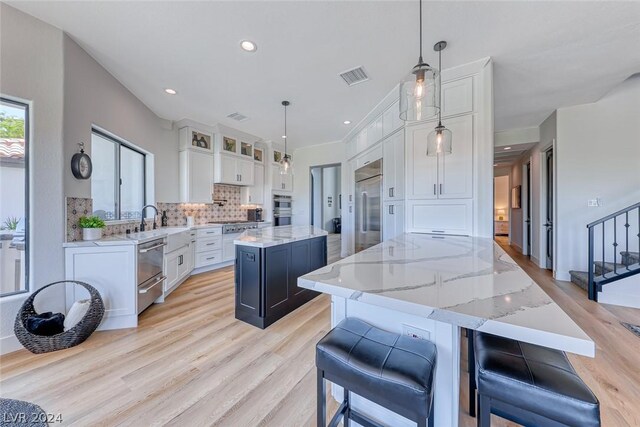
362;192;368;232
544;223;552;227
139;276;166;293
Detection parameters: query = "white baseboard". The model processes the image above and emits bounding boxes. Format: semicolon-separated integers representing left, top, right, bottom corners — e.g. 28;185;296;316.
191;260;234;276
555;271;571;281
1;334;22;355
599;291;640;309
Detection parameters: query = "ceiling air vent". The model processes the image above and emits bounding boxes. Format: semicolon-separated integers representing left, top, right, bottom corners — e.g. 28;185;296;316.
226;112;249;122
339;66;370;86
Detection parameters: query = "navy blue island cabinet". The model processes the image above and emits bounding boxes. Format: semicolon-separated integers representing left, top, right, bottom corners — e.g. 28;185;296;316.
235;236;327;328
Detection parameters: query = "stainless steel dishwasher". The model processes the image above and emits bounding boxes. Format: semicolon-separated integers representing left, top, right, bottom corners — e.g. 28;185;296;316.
137;238;166;314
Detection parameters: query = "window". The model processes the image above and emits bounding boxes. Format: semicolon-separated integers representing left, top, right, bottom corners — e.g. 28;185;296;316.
91;130;146;221
0;97;29;297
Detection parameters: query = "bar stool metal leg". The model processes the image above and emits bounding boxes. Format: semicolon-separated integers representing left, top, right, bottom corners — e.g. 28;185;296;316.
317;368;326;427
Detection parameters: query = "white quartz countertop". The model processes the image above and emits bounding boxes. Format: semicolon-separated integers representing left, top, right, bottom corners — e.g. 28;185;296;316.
299;233;595;357
235;225;328;248
63;224;223;247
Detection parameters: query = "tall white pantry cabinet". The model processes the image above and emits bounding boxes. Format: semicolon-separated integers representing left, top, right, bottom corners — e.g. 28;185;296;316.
341;58;494;257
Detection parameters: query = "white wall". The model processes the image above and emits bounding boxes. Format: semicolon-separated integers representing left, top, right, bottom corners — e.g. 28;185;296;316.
311;168;322;227
291;141;345;227
0;4;65;353
63;36;178;202
322;166;341;231
555;75;640;280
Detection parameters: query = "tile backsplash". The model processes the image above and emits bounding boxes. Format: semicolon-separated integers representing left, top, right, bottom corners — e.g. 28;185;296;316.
66;185;248;241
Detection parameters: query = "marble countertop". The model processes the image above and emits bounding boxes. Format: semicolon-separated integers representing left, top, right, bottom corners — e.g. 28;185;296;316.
299;233;595;357
235;225;328;248
63;224;224;247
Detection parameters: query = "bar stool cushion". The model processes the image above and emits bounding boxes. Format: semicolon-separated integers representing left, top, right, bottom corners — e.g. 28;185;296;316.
474;332;600;427
316;317;437;420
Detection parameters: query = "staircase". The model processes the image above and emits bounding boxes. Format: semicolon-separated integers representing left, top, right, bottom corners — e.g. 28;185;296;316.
569;202;640;301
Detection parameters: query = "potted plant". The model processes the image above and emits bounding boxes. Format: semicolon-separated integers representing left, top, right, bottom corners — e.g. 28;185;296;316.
79;216;106;241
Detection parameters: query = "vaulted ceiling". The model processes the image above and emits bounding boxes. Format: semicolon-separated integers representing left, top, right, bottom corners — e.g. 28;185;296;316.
9;1;640;148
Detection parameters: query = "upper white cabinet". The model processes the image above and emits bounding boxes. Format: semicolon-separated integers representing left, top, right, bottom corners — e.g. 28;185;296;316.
382;100;403;137
179;150;213;203
366;115;384;146
241;163;265;205
407;115;473;200
179;126;214;154
272;168;293;192
214;153;254;186
440;77;473;117
383;131;404;201
216;134;254;158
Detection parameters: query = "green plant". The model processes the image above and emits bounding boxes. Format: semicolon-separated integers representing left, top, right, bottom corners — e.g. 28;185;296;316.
79;216;106;229
0;216;20;231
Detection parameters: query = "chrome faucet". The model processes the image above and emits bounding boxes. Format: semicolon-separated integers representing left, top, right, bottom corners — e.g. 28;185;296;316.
140;204;158;231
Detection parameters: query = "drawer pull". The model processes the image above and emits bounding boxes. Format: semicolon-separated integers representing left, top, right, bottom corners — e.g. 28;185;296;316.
431;230;445;233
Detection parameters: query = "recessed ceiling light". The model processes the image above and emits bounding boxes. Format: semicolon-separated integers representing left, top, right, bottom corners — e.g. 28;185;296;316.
282;135;287;139
504;146;512;150
240;40;257;52
164;88;177;95
343;120;351;125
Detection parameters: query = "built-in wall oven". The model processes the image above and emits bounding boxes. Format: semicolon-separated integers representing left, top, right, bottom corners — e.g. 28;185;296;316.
273;195;292;226
137;238;166;314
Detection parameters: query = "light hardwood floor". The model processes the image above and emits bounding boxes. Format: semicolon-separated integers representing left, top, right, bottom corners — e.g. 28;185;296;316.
1;239;639;426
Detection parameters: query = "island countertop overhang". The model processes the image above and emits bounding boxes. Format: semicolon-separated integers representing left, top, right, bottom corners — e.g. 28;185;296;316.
298;233;595;357
234;225;328;248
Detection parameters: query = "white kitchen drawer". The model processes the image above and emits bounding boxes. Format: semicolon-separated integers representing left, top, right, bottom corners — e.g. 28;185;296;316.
196;227;222;238
196;236;222;253
355;144;383;170
407;200;473;236
195;249;222;268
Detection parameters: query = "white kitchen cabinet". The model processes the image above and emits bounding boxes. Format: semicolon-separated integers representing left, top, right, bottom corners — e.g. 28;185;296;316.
179;150;214;203
366;115;384;146
272;168;293;192
355;144;383;170
383;202;405;241
164;234;191;296
441;76;473;117
241;163;265;205
355;128;368;154
407;115;473;200
222;234;239;262
64;245;137;330
407;199;473;235
194;226;223;269
214;153;254;186
383;131;404;201
382;100;403;137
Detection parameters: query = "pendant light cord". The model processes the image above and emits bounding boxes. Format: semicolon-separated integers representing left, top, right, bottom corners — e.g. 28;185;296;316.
437;47;443;126
284;103;287;156
418;0;423;62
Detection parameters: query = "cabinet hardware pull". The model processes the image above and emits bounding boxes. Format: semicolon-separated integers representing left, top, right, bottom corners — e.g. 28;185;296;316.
206;242;216;246
206;256;216;260
432;230;445;233
433;184;436;195
439;183;443;194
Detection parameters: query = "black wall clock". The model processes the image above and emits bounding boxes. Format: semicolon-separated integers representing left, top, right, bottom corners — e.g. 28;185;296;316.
71;142;92;180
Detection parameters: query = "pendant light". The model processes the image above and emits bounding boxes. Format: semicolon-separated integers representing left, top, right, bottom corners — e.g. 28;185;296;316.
399;0;439;122
427;41;452;156
280;100;292;175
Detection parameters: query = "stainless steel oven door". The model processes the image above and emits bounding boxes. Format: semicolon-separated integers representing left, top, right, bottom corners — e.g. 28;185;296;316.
274;215;292;226
138;238;165;285
137;274;165;314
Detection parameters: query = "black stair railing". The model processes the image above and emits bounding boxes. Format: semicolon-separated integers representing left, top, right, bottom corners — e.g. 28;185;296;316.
587;201;640;301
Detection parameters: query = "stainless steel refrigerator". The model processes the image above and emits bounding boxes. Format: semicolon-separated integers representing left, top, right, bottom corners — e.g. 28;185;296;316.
355;159;382;252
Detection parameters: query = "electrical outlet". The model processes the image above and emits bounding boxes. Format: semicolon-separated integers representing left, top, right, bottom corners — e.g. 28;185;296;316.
402;324;431;341
587;198;601;207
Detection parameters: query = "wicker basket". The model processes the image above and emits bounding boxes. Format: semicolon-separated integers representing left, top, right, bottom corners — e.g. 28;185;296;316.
14;281;105;354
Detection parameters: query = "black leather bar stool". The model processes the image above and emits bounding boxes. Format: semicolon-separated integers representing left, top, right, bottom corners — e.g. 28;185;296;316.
316;317;437;427
468;330;601;427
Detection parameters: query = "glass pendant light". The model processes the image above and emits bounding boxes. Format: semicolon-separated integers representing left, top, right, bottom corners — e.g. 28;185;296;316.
280;100;293;175
399;0;439;122
427;41;452;156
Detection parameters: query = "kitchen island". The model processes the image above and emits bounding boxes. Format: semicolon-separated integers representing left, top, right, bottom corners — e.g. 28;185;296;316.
234;225;328;328
298;233;594;427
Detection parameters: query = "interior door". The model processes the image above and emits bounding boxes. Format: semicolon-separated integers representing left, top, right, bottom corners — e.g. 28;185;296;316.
545;149;554;269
